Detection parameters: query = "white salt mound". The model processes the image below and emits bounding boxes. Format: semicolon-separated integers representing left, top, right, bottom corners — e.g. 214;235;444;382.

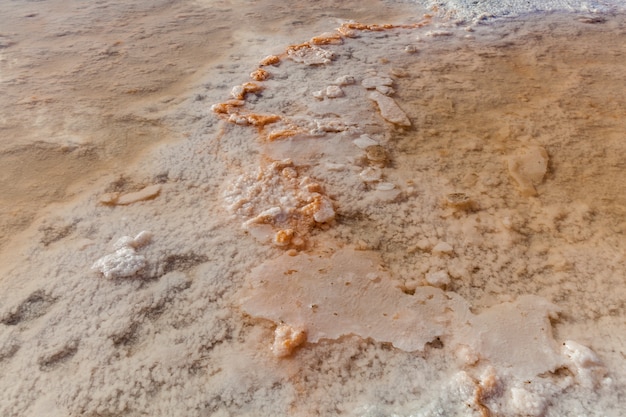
91;232;152;279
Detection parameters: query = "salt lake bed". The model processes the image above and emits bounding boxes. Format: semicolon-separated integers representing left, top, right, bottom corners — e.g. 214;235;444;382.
0;1;625;416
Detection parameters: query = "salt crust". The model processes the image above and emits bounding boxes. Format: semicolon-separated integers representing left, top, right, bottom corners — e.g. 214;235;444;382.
211;15;615;415
242;246;570;379
0;4;624;417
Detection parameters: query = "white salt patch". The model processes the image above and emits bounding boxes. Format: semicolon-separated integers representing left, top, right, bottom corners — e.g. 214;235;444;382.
562;340;607;388
115;184;161;205
130;231;152;248
353;134;378;149
453;295;566;380
426;30;454;37
246;224;274;244
510;387;546;417
244;207;284;227
286;45;334;65
376;182;396;191
455;344;479;365
325;162;346;171
362;76;394;89
368;91;411;126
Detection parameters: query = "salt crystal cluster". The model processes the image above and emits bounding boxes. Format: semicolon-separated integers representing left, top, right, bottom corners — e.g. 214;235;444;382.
91;231;152;279
286;44;335;65
271;324;306;357
223;159;334;247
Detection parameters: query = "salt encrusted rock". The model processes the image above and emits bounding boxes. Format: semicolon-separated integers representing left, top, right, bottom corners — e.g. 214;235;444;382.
426;270;450;288
334;75;355;85
361;76;394;89
311;196;335;223
92;231;152;279
368;91;411;126
313;85;345;99
93;246;145;280
359;167;382;182
271;324;306;357
286;44;334;65
259;54;280;66
432;241;454;255
325;85;344;98
376;85;395;95
243;207;284;228
507;146;549;196
131;231;152;247
376;182;395;191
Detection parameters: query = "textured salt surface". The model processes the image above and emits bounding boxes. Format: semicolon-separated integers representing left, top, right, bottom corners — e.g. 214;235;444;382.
1;1;626;417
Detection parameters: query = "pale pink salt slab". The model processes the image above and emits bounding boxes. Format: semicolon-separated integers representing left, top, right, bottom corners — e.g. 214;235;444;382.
368;91;411;126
